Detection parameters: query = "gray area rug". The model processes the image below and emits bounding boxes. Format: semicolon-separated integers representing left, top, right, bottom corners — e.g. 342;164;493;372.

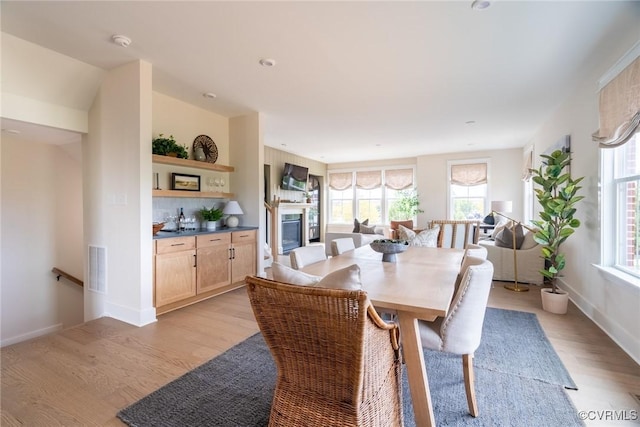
118;308;584;427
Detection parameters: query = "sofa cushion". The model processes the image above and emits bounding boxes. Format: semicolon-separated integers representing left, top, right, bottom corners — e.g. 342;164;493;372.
495;223;524;249
398;224;439;247
520;229;538;250
353;218;369;233
271;262;321;286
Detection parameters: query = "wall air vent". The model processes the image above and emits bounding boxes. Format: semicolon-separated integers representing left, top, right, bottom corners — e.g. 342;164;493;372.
88;245;107;294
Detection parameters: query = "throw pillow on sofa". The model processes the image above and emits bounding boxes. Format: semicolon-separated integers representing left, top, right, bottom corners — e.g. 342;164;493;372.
353;218;369;233
495;223;525;249
398;224;440;247
359;223;378;234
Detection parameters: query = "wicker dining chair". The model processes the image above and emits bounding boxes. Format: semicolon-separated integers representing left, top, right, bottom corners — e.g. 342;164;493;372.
245;275;404;427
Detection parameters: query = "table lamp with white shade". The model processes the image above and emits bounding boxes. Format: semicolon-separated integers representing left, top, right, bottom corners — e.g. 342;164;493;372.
223;201;244;228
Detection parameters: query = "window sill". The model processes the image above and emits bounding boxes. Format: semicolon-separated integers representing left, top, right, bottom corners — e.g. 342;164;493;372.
592;264;640;289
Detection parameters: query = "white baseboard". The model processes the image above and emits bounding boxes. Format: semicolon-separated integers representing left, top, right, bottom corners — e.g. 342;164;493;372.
104;301;157;327
1;323;63;348
560;278;640;365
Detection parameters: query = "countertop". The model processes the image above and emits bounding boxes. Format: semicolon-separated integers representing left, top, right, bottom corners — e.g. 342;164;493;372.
153;226;258;239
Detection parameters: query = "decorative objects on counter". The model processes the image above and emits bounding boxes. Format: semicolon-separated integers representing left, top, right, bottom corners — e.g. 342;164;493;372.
152;222;165;235
223;201;244;228
370;239;409;262
152;134;188;159
193;135;218;163
199;206;223;231
171;173;201;191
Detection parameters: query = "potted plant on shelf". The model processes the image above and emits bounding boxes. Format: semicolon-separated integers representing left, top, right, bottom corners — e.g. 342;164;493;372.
152;134;189;159
199;206;223;231
530;149;584;314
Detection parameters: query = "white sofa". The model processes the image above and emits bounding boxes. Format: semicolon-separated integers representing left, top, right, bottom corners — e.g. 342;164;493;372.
478;228;544;285
324;225;385;256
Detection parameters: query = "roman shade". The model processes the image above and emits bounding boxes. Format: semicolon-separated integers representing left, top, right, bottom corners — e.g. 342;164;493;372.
385;168;414;190
355;170;382;189
450;163;487;186
328;172;352;190
593;55;640;148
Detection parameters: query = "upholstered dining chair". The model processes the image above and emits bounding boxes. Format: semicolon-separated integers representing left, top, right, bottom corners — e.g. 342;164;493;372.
289;245;327;270
465;243;488;260
245;275;404;427
331;237;356;256
418;256;494;417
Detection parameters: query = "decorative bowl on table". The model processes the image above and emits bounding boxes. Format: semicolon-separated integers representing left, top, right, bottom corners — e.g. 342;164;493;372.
370;239;409;262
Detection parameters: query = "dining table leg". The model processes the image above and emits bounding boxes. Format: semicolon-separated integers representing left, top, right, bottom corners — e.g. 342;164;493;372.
397;312;435;427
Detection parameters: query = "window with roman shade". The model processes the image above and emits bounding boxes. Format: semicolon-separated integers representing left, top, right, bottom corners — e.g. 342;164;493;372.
598;45;640;281
448;160;489;220
385;168;414;190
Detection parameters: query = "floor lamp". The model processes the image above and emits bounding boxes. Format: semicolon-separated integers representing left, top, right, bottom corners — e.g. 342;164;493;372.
491;201;532;292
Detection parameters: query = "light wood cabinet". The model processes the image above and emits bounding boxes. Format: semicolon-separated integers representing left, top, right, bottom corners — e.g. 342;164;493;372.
196;233;232;293
154;237;197;307
154;229;257;315
231;230;257;282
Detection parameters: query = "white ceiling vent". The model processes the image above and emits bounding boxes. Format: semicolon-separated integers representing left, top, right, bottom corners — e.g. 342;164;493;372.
88;245;107;294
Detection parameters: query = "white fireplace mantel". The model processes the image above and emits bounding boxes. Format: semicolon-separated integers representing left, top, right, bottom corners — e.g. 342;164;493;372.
273;202;314;255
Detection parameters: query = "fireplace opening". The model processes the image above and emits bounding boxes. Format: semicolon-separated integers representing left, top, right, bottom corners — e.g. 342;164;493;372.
282;214;303;254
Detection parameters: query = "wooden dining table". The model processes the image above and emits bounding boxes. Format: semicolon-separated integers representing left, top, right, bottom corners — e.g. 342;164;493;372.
300;244;465;427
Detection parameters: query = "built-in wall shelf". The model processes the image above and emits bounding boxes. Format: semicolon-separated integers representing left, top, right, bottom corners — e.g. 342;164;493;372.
152;154;234;172
153;189;234;199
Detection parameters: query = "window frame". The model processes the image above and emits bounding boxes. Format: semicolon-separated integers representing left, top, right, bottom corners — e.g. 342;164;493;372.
446;158;490;220
327;166;416;226
600;132;640;281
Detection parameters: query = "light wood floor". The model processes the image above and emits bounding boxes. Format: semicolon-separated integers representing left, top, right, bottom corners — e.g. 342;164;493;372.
2;279;639;426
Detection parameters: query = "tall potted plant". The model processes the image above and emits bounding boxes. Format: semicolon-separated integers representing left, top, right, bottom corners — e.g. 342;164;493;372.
530;149;584;314
389;189;424;221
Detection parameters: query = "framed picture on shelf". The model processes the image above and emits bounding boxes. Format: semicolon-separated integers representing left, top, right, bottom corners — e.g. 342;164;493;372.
171;173;200;191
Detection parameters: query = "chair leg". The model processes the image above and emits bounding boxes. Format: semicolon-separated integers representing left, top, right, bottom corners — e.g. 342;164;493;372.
463;353;479;417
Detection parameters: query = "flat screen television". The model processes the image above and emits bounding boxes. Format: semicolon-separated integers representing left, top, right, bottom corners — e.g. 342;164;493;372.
281;162;308;192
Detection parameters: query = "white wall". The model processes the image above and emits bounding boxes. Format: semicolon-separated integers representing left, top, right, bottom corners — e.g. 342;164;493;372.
1;136;83;346
84;60;155;326
230;113;265;272
527;29;640;362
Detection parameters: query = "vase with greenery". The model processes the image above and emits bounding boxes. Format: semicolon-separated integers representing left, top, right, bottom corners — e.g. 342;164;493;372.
530;149;584;295
152;134;189;159
389;189;424;221
199;206;223;230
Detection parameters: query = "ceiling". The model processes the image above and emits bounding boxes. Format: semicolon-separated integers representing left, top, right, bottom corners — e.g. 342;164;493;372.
2;1;639;164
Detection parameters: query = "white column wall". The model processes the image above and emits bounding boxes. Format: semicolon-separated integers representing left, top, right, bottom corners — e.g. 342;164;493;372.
84;60;155;326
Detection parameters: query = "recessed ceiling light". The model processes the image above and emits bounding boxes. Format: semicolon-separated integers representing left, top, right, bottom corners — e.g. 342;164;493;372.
111;34;132;47
202;92;217;99
471;0;491;10
465;120;476;125
259;58;276;67
281;143;287;147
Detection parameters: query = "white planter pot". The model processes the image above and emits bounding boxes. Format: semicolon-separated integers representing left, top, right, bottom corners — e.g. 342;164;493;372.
206;221;218;231
541;288;569;314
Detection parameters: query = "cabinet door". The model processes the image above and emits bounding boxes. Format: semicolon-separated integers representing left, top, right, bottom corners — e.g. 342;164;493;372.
155;249;196;307
231;231;257;283
197;245;231;293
